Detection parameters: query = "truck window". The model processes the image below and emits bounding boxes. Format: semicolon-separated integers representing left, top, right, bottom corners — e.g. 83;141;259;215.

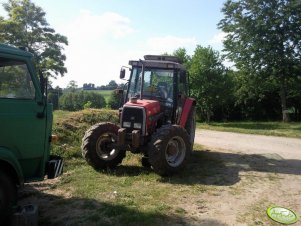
0;57;35;99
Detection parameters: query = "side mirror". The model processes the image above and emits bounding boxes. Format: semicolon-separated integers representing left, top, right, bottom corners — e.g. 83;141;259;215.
39;71;48;96
179;71;187;83
39;72;45;94
120;69;126;79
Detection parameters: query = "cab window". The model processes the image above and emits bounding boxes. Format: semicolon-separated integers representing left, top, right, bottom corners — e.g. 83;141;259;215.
0;57;35;99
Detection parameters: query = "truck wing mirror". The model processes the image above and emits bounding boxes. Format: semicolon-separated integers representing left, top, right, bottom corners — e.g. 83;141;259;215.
39;71;46;95
120;68;126;79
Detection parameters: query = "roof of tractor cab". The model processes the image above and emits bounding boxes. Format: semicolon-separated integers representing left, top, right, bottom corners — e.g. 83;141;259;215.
129;55;186;70
0;44;33;58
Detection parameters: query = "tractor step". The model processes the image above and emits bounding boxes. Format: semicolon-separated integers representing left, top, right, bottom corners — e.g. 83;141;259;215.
47;155;63;179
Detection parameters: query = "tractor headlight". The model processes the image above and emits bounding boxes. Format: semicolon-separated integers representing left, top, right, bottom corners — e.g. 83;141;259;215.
133;123;142;129
123;121;131;128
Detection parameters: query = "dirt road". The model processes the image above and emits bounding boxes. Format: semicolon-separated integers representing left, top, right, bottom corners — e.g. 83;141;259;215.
195;129;301;159
189;129;301;225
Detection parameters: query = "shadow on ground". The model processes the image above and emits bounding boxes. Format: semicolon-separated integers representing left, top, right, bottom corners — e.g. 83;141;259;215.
159;148;301;186
101;148;301;187
17;184;227;226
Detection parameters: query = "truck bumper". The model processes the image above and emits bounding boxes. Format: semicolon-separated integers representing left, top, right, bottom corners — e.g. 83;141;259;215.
46;155;63;179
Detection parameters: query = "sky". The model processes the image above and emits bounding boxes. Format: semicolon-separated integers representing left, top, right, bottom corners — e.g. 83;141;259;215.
0;0;227;88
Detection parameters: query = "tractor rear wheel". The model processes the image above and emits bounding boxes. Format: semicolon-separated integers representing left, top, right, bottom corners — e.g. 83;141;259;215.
82;122;126;169
148;125;191;176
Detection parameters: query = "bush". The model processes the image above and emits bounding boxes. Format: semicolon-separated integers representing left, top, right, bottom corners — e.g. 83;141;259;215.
51;109;119;159
59;91;106;111
107;90;124;109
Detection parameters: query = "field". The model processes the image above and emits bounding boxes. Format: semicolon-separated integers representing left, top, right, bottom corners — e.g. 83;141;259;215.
197;121;301;138
18;110;301;225
91;90;113;103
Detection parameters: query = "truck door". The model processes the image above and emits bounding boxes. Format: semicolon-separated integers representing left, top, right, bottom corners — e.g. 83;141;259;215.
0;56;47;180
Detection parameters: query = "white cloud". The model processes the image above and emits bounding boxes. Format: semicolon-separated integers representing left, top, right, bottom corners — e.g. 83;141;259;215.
68;10;134;41
52;10;135;88
51;11;198;88
146;36;197;54
209;32;226;45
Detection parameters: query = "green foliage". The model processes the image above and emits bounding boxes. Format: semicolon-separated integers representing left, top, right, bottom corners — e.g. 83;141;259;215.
218;0;301;121
83;101;92;109
197;121;301;138
189;45;233;122
0;0;68;78
59;91;106;111
93;90;113;103
108;80;118;89
66;80;78;92
172;47;191;66
108;90;123;110
47;86;63;110
51;109;119;159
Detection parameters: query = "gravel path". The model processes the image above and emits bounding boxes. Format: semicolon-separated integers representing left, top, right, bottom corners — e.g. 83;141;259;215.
195;129;301;160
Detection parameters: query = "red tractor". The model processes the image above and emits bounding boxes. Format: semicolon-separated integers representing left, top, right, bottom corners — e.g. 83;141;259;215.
82;55;196;176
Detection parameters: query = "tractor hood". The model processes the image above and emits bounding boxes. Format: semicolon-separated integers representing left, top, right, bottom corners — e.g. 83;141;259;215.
122;99;161;135
124;99;160;116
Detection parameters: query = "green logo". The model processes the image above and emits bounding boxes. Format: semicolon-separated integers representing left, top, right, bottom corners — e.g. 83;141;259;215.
267;206;299;224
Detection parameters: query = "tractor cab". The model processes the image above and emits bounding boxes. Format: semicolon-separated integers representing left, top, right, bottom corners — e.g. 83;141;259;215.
121;55;189;126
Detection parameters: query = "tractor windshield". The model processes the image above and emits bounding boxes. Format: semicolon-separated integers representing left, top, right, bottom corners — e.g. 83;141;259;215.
128;67;174;104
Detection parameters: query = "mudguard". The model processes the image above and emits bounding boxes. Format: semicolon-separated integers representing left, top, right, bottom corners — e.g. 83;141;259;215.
0;147;24;185
179;97;196;128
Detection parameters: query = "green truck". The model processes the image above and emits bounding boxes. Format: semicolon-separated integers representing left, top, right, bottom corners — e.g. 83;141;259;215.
0;44;63;222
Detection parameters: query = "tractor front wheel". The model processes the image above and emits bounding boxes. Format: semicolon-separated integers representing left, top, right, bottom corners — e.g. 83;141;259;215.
148;125;191;176
82;122;126;169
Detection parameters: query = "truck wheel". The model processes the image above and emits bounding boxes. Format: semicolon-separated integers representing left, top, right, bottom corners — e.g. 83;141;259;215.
0;171;16;223
148;125;191;176
82;122;126;169
185;106;196;148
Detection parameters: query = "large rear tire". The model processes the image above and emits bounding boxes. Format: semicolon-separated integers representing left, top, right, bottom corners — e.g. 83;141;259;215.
148;125;191;176
82;122;126;170
0;171;16;223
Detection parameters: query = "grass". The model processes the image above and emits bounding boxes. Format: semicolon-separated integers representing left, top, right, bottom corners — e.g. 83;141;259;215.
44;142;226;225
86;90;113;103
197;121;301;138
41;110;300;225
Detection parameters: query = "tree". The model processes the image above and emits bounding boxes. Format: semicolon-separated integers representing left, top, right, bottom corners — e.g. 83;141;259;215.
172;48;191;66
48;86;62;110
108;90;123;109
67;80;78;92
230;69;281;120
0;0;68;77
59;91;106;111
219;0;301;121
189;45;231;122
108;80;118;89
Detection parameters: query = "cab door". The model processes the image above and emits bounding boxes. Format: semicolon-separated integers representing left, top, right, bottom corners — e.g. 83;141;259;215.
0;56;47;180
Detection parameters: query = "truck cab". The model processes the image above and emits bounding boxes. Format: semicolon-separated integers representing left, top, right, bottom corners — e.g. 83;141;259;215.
0;44;63;222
